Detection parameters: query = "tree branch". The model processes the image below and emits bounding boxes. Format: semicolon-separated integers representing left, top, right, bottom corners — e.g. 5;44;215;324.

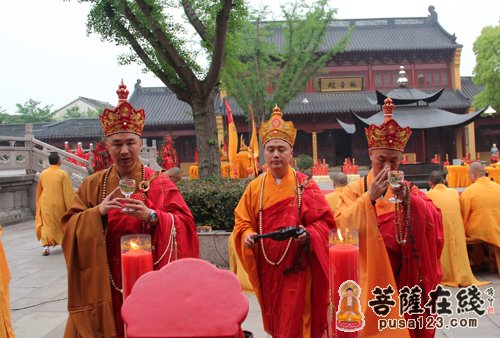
203;0;233;97
181;0;210;43
104;2;191;103
133;0;199;94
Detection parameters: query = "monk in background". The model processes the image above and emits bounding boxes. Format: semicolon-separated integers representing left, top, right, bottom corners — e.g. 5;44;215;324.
35;152;75;256
0;225;15;337
426;171;489;287
461;162;500;276
325;172;348;213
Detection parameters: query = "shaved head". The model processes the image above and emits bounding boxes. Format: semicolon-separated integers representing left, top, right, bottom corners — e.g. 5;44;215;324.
429;170;444;185
333;172;348;187
468;162;486;183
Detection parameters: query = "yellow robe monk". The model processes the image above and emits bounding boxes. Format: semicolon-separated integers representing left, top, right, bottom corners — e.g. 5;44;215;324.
0;225;15;338
62;163;199;338
234;168;335;338
335;170;444;338
460;176;500;275
325;186;344;212
35;164;75;246
426;184;489;287
228;232;253;292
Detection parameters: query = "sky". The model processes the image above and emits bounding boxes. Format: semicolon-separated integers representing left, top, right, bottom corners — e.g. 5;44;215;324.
0;0;498;114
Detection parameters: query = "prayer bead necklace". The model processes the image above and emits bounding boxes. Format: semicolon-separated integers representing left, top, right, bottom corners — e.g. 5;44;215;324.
101;164;146;294
258;171;301;266
394;184;411;245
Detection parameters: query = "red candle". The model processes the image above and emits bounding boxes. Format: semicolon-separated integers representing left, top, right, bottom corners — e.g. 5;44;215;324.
329;230;360;338
121;249;153;299
121;235;153;299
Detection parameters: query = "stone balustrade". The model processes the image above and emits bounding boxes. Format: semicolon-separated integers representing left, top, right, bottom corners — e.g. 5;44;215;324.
0;124;161;224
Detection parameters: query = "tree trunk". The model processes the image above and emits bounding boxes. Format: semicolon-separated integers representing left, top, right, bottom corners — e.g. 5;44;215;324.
192;89;221;178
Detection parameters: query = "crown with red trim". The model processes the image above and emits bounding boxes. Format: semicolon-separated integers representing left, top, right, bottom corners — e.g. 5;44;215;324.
99;81;145;136
259;105;297;146
365;98;411;151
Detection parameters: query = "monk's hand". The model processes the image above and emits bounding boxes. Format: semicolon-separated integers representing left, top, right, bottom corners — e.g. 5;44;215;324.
244;232;258;248
368;166;390;202
116;198;150;221
295;225;308;244
99;187;123;215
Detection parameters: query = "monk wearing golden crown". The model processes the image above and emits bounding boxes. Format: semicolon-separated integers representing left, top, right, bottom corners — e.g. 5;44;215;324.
233;105;336;338
61;81;199;338
335;98;444;338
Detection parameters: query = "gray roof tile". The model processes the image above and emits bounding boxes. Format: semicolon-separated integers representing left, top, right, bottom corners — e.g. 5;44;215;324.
268;16;461;53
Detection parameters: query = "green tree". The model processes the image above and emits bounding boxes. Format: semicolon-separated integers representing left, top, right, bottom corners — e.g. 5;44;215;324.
12;99;55;123
78;0;247;178
221;0;349;125
62;106;100;119
472;25;500;112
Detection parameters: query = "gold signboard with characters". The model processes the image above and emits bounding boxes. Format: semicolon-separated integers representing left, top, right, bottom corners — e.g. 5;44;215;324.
320;77;363;92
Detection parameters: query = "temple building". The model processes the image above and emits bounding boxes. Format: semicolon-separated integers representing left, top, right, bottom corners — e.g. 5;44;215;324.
1;6;498;167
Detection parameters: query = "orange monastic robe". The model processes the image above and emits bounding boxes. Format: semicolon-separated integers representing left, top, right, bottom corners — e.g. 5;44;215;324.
460;176;500;274
62;163;199;338
234;167;335;338
325;186;344;213
35;165;75;246
426;184;489;287
0;226;14;338
335;170;444;338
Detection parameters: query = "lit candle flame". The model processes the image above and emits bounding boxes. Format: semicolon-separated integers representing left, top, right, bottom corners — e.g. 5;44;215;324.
130;241;139;250
337;228;344;242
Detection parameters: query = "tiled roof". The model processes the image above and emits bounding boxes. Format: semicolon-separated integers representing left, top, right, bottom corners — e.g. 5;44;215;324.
267;16;461;53
129;87;195;126
79;97;114;110
33;118;103;140
460;77;483;102
54;96;114;113
0;123;49;137
282;88;471;115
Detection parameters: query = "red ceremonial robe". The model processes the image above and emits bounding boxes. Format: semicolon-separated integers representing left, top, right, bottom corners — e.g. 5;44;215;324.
234;168;336;338
335;170;444;338
62;164;199;338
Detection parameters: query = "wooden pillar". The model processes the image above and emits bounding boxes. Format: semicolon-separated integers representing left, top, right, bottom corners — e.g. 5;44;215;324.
465;107;477;158
312;132;318;163
421;130;427;163
455;128;464;159
450;48;462;90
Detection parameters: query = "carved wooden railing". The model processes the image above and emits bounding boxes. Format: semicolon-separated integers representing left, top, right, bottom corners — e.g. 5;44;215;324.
0;124;161;188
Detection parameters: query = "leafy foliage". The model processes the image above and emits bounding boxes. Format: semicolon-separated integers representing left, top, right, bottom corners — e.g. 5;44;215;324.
221;0;350;124
177;177;251;230
77;0;247;178
296;154;313;171
5;99;55;123
61;106;100;119
472;25;500;112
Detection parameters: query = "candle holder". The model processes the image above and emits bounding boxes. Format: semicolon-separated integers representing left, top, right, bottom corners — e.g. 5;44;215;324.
121;234;153;299
329;229;363;337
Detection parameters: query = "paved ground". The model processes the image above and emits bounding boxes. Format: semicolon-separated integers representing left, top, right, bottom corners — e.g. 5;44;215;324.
3;220;499;338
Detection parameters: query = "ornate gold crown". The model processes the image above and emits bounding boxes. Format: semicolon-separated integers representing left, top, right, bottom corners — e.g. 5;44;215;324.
365;98;411;151
99;81;145;137
259;105;297;146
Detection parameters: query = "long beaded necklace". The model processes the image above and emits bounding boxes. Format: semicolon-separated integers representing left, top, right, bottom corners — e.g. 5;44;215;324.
101;164;146;294
394;184;411;245
258;170;302;266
